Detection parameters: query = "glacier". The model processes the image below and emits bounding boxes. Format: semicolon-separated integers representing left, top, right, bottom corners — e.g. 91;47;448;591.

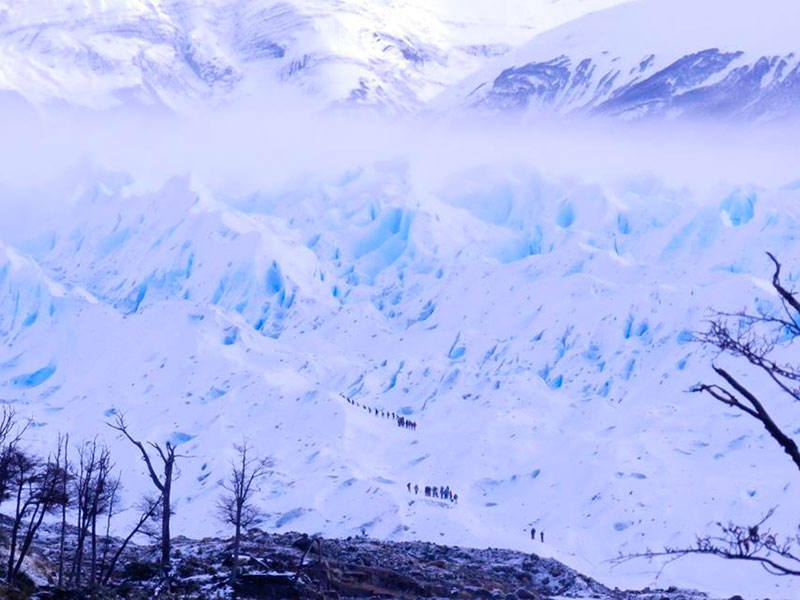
1;149;799;598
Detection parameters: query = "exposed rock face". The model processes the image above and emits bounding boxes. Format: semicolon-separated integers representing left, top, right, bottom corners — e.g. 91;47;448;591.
20;528;716;599
470;49;800;121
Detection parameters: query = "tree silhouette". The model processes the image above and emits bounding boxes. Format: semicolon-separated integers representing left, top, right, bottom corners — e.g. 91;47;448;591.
108;414;185;575
217;439;273;586
617;253;800;577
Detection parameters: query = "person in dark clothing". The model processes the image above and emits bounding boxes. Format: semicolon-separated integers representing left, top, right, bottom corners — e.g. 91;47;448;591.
540;531;544;543
414;484;419;495
424;486;430;497
407;482;411;492
453;493;458;504
530;528;536;540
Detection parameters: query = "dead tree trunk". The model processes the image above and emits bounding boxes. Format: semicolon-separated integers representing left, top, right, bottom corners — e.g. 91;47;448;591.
58;434;69;589
108;414;182;574
217;439;273;586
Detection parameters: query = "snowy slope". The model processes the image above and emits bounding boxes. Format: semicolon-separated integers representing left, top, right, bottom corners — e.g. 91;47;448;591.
432;0;800;121
1;159;799;599
0;0;631;113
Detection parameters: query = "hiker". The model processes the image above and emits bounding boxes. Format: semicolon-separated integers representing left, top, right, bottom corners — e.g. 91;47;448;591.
453;493;458;504
432;487;439;499
407;482;411;492
530;528;536;540
540;531;544;543
414;484;419;495
424;486;430;497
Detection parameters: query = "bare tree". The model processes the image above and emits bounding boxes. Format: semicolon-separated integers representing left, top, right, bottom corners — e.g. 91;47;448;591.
617;253;800;577
98;475;122;582
57;433;71;589
70;438;115;588
108;414;184;573
217;439;274;585
0;405;28;502
6;448;38;582
691;252;800;472
0;406;59;586
89;448;116;591
5;446;66;582
100;494;161;586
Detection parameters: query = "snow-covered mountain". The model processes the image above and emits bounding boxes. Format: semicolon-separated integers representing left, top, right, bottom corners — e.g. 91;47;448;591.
1;156;799;599
5;0;800;121
0;0;630;113
432;0;800;121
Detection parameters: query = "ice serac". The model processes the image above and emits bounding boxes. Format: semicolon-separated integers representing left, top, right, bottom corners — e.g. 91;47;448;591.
433;0;800;121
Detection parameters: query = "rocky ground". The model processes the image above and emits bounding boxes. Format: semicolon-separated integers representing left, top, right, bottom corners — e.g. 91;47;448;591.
0;525;728;600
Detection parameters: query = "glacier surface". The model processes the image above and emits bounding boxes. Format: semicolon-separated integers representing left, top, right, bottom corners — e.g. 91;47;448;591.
1;153;799;598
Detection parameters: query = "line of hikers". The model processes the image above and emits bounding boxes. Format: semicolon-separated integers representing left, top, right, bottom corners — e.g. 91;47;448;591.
397;416;417;430
340;394;418;430
407;482;458;503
